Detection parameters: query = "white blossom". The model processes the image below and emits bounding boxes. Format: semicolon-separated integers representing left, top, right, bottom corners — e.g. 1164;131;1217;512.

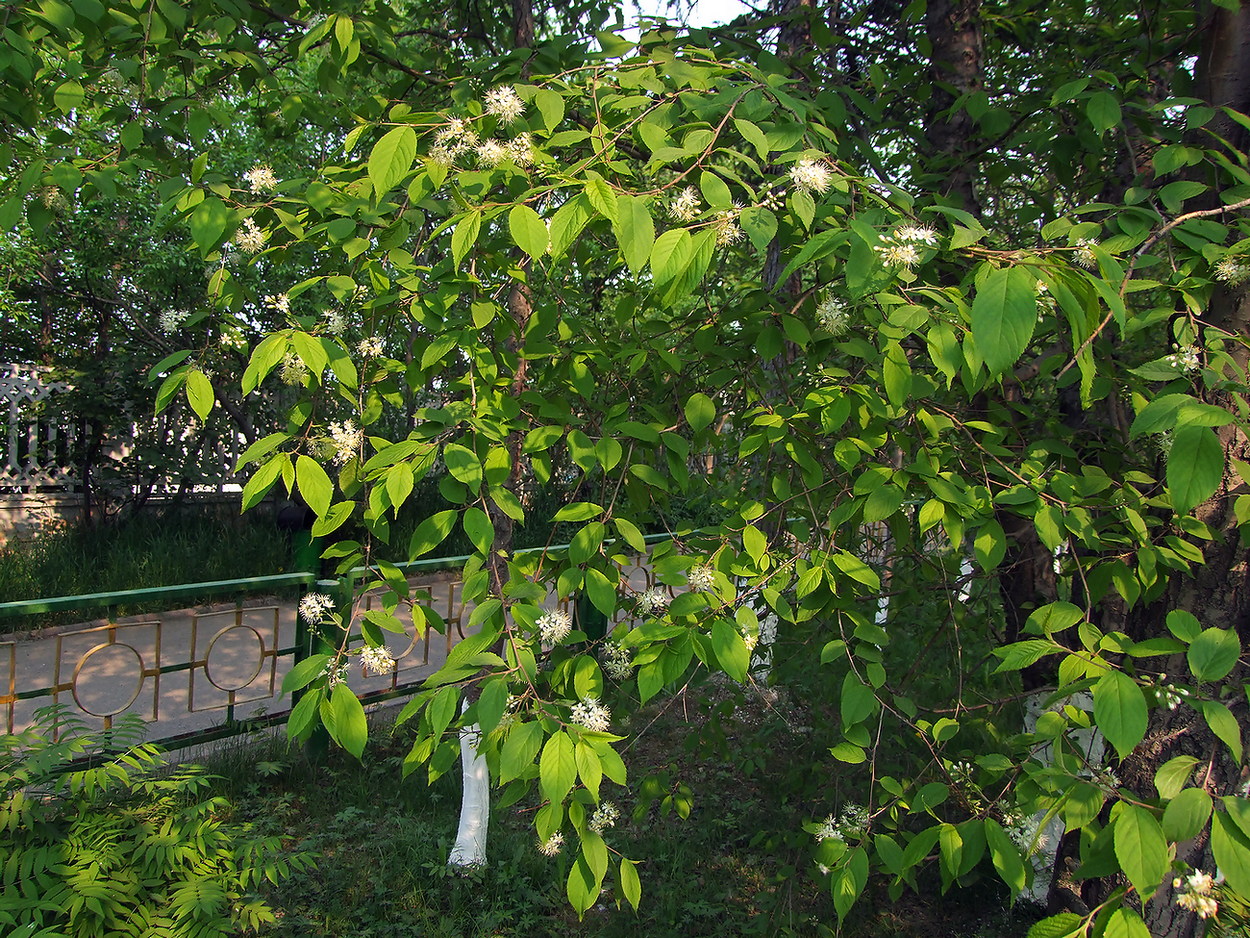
484;86;525;124
264;292;291;314
244;165;278;193
588;801;619;834
714;208;744;245
687;564;716;591
507;133;534;166
357;336;384;358
570;695;611;732
323;309;347;335
894;225;938;245
1174;869;1219;918
328;420;362;465
360;644;396;675
816;295;850;335
322;660;351;688
601;642;633;681
1215;256;1250;285
537;831;564;856
537;608;572;644
636;587;669;616
1166;345;1201;374
279;351;307;386
233;217;266;253
789;158;833;194
476;139;509;167
876;242;922;268
1073;238;1098;269
299;592;336;624
159;308;190;335
669;185;701;222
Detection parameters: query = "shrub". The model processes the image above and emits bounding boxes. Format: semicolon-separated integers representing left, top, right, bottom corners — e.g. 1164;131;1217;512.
0;707;309;938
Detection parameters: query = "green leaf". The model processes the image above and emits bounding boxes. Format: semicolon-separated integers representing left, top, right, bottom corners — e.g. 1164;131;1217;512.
1199;700;1243;762
841;673;877;725
1114;804;1167;902
1212;810;1250;897
408;509;457;558
535;88;565;131
1154;756;1199;800
443;443;482;493
184;369;213;420
831;847;868;924
463;506;494;555
1087;91;1121;135
984;818;1026;901
296;455;333;518
612;517;647;552
584;171;618;224
650;228;692;284
1104;909;1150;938
1187;628;1241;683
1093;670;1147;760
540;731;578;806
311;501;354;537
54;79;84;113
684;392;716;433
1161;787;1212;843
189;196;230;256
368;125;417;197
618;857;641;911
970;265;1037;378
1167;425;1224;514
509;204;549;259
613;193;653;275
322;683;368;759
711;618;749;681
1026;913;1085;938
992;640;1057;673
740;206;777;254
973;518;1006;571
451;211;481;268
280;653;332;695
500;721;542;784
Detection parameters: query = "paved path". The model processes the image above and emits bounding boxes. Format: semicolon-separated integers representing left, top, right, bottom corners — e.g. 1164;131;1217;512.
2;565;653;747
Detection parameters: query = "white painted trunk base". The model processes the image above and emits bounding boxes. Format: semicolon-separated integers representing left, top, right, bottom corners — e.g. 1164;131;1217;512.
448;719;490;868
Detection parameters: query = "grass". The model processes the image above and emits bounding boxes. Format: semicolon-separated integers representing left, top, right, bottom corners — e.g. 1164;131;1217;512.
202;684;1046;938
0;507;295;629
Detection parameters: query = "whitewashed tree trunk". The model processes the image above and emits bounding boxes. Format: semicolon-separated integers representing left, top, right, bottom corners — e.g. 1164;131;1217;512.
447;714;489;868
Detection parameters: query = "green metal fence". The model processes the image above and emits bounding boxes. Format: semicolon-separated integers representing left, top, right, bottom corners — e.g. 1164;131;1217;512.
0;540;661;751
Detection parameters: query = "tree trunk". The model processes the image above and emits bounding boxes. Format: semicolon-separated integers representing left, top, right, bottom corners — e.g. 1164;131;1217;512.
922;0;982;212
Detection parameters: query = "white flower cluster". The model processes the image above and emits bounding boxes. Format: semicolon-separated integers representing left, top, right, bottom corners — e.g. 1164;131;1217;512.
789;158;833;194
430;117;479;166
1154;673;1193;710
1073;238;1098;269
484;85;525;124
714;206;744;245
1173;869;1218;918
537;608;572;644
669;185;701;221
636;587;669;616
328;420;362;465
815;803;870;842
588;801;619;834
299;592;336;624
476;134;533;167
159;308;190;335
686;563;716;592
323;309;347;335
1215;256;1249;285
322;659;351;688
875;226;936;269
280;351;308;385
357;336;384;358
233;217;265;253
537;831;564;856
601;642;633;681
244;165;278;193
1004;811;1050;856
1166;345;1201;375
816;295;850;335
360;644;396;675
570;695;611;732
264;292;291;314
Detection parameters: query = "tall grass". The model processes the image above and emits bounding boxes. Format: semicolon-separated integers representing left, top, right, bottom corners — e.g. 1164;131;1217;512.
0;507;292;628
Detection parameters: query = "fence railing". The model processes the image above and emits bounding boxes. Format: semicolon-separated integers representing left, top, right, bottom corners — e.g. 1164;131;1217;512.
0;539;663;751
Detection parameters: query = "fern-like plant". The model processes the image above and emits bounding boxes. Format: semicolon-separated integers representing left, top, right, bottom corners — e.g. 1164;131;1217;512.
0;707;309;937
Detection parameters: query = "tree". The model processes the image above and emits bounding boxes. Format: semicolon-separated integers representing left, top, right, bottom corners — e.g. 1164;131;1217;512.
3;1;1250;935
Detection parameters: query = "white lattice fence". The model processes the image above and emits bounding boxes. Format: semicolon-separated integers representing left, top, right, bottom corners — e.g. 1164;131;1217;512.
0;363;78;492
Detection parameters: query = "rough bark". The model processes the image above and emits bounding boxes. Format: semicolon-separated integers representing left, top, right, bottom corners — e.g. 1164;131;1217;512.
922;0;982;212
